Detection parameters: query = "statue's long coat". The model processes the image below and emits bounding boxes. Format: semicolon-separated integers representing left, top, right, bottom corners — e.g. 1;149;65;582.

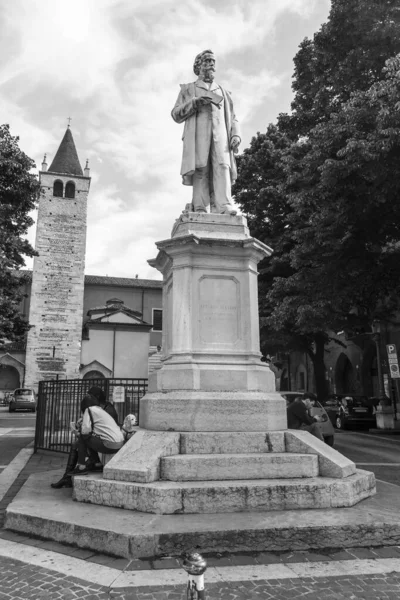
171;81;241;186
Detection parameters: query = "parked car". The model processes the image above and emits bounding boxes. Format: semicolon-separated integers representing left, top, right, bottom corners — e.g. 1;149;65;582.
322;394;378;430
280;391;335;447
9;388;37;413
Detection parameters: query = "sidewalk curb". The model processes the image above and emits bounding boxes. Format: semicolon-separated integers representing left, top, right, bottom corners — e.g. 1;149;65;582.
1;538;400;589
369;428;400;435
0;442;34;503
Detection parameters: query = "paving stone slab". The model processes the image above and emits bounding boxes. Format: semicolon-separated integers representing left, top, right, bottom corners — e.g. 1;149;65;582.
4;554;400;600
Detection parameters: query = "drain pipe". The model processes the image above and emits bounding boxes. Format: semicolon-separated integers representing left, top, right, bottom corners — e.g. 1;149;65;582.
181;552;207;599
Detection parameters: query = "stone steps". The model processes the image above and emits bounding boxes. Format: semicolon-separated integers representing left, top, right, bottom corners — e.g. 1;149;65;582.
103;429;357;485
73;470;375;514
4;471;392;559
179;431;285;454
160;452;318;481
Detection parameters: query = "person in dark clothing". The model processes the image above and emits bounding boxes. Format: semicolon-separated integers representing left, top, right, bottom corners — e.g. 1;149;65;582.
69;396;124;476
286;393;324;441
91;387;119;425
84;386;119;470
50;386;118;489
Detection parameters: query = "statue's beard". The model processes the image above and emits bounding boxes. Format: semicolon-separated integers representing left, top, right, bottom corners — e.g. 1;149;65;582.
203;68;215;83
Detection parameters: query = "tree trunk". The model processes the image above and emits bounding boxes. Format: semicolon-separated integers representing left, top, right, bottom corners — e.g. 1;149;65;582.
309;334;328;402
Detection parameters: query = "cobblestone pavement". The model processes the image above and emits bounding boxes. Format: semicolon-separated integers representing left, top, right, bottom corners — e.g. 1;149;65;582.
2;553;400;600
112;573;400;600
1;449;400;598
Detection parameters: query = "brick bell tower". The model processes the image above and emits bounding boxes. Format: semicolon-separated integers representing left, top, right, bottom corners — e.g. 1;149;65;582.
24;126;91;390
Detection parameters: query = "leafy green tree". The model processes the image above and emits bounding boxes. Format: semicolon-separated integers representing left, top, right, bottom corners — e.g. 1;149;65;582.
284;54;400;325
272;54;400;397
234;1;400;399
234;124;336;397
0;124;39;343
280;0;400;137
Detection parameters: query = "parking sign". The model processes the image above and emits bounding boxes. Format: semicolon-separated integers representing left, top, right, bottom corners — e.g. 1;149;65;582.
387;344;400;379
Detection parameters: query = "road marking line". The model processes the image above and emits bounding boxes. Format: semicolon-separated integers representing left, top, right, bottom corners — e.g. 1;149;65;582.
356;463;400;466
376;478;400;488
2;427;36;431
0;444;34;503
344;432;400;443
0;539;400;588
0;429;13;436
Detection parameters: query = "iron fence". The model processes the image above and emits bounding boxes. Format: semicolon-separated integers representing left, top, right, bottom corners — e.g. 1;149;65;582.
34;377;148;453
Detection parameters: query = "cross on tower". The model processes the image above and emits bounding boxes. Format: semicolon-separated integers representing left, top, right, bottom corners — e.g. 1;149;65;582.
67;117;72;127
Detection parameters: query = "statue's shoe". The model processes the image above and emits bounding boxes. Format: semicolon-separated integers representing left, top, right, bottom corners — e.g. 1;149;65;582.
221;207;237;216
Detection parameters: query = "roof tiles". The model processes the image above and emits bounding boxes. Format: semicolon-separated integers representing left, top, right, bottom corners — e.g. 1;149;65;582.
16;270;162;289
48;128;83;176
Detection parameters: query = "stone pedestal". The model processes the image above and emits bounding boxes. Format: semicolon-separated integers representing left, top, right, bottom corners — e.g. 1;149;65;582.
71;212;375;517
141;212;285;431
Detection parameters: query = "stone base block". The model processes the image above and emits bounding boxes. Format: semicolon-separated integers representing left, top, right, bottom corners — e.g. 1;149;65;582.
170;211;251;239
148;362;276;393
139;391;286;431
180;431;285;454
73;470;375;514
4;472;396;558
285;430;356;478
104;430;179;483
161;453;319;481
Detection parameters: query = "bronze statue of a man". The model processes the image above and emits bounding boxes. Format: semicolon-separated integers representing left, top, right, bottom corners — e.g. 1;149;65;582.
171;49;241;215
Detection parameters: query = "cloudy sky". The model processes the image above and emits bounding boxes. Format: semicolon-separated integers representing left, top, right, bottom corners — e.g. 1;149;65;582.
1;0;330;281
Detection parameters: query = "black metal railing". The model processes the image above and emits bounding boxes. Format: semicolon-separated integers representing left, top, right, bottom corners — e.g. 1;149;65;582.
34;378;148;453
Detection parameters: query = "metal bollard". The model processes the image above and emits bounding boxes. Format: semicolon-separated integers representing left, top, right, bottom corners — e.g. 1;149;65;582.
181;551;207;599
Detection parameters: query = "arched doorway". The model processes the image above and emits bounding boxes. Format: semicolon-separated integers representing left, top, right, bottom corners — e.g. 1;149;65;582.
280;368;289;391
361;343;377;397
83;370;105;380
0;365;20;391
295;364;307;391
335;353;356;394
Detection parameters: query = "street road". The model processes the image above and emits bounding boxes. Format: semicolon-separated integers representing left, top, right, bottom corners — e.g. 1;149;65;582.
334;430;400;486
0;406;399;487
0;407;35;473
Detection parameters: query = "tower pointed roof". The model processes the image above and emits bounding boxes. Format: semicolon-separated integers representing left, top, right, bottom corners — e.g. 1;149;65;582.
48;127;83;176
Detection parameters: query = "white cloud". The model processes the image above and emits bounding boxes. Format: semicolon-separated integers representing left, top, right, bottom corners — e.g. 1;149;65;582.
0;0;331;279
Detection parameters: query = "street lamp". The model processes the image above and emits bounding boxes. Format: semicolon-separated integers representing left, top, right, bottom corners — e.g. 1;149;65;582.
371;320;387;401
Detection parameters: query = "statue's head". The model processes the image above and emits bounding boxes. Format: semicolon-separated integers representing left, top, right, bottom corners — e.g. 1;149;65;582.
193;49;216;82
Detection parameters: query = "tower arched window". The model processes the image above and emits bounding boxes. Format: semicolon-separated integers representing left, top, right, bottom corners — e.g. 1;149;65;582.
65;181;75;198
53;180;63;197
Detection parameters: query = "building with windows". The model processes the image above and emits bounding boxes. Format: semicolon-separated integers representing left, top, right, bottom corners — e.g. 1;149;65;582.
0;128;162;395
277;322;400;405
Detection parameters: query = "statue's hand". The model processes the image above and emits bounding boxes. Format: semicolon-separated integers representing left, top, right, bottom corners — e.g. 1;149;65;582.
230;136;241;153
194;96;213;108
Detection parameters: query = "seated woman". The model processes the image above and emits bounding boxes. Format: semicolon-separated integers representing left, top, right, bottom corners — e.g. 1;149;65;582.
70;396;125;476
51;387;119;489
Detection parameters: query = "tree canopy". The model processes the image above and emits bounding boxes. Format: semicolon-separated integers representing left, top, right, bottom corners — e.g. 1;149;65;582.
0;124;39;343
233;0;400;398
280;0;400;137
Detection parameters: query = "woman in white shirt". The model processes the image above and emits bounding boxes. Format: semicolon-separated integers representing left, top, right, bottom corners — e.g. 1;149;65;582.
71;396;124;476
